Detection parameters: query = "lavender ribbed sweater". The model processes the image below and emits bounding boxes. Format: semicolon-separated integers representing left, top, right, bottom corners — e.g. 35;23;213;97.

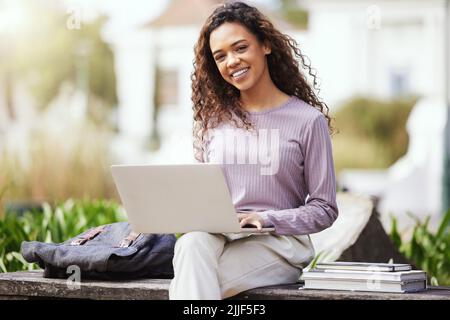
201;96;338;235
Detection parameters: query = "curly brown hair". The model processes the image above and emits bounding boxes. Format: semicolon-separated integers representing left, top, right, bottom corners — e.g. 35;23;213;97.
192;1;334;162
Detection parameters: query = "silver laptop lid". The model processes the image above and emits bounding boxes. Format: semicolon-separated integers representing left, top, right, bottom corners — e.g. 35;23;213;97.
111;163;266;234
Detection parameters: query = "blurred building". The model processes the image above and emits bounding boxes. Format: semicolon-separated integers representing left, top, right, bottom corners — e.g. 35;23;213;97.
302;0;448;231
303;0;446;104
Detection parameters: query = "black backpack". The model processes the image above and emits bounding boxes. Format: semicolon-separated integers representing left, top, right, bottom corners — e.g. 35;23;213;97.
21;222;176;280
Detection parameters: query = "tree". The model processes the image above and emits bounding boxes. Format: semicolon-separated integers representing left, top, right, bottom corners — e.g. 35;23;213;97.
0;0;117;123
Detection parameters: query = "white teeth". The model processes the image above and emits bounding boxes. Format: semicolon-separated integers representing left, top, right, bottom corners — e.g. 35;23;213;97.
232;68;249;78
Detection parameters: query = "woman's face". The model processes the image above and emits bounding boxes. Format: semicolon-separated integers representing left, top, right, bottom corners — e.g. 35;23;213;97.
209;22;271;92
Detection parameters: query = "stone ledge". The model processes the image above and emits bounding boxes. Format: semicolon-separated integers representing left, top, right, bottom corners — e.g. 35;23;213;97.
0;271;449;300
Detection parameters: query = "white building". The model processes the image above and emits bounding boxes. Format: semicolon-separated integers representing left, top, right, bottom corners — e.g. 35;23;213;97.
303;0;447;105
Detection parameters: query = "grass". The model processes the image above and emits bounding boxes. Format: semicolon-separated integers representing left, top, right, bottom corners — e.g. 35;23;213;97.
0;121;119;219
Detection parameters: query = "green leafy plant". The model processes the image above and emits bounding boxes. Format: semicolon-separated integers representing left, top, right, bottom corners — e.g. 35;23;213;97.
302;250;334;273
0;199;126;273
306;251;325;270
390;210;450;286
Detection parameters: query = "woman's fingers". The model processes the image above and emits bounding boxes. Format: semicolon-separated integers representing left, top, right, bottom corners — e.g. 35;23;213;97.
239;216;262;230
237;212;264;230
237;212;258;221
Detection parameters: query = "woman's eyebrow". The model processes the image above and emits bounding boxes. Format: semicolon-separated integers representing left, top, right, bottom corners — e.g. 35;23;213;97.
212;39;247;55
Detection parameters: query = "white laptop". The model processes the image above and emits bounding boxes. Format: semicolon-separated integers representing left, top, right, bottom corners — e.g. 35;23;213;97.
110;163;275;234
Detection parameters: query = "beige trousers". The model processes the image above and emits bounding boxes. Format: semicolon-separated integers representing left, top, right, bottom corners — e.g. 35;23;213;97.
169;231;315;300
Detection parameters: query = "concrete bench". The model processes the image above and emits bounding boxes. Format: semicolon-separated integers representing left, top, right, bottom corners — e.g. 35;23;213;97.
0;271;449;300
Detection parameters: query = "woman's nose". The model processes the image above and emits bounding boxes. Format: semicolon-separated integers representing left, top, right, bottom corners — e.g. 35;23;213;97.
227;53;240;68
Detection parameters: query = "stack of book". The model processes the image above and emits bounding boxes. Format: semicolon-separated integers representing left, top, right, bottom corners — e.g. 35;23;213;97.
301;262;427;293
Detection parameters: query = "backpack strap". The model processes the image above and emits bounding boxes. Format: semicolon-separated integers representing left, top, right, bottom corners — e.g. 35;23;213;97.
70;225;106;246
117;231;141;248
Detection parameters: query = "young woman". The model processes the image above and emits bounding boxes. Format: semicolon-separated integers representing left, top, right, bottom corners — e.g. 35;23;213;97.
169;1;339;300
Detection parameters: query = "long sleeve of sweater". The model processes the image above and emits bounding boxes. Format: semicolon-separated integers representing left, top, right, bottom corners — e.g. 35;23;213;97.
257;114;338;235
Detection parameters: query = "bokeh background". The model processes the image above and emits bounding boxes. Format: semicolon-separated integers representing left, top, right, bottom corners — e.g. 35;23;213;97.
0;0;448;284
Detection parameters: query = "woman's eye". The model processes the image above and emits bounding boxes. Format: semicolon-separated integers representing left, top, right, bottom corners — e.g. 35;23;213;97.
237;46;247;52
215;55;224;61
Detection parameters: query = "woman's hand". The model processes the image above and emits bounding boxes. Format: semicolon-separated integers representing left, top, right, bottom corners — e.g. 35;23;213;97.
237;212;264;231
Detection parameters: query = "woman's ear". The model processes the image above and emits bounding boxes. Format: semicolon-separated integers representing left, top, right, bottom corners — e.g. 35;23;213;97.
263;41;272;55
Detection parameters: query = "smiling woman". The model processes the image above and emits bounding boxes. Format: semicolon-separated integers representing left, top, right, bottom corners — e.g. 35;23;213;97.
170;1;339;300
210;24;272;94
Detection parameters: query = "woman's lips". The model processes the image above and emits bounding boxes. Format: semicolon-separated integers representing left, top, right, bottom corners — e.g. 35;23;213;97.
231;67;250;82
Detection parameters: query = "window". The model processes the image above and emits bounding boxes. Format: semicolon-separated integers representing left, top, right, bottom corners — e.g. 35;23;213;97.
389;68;410;98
